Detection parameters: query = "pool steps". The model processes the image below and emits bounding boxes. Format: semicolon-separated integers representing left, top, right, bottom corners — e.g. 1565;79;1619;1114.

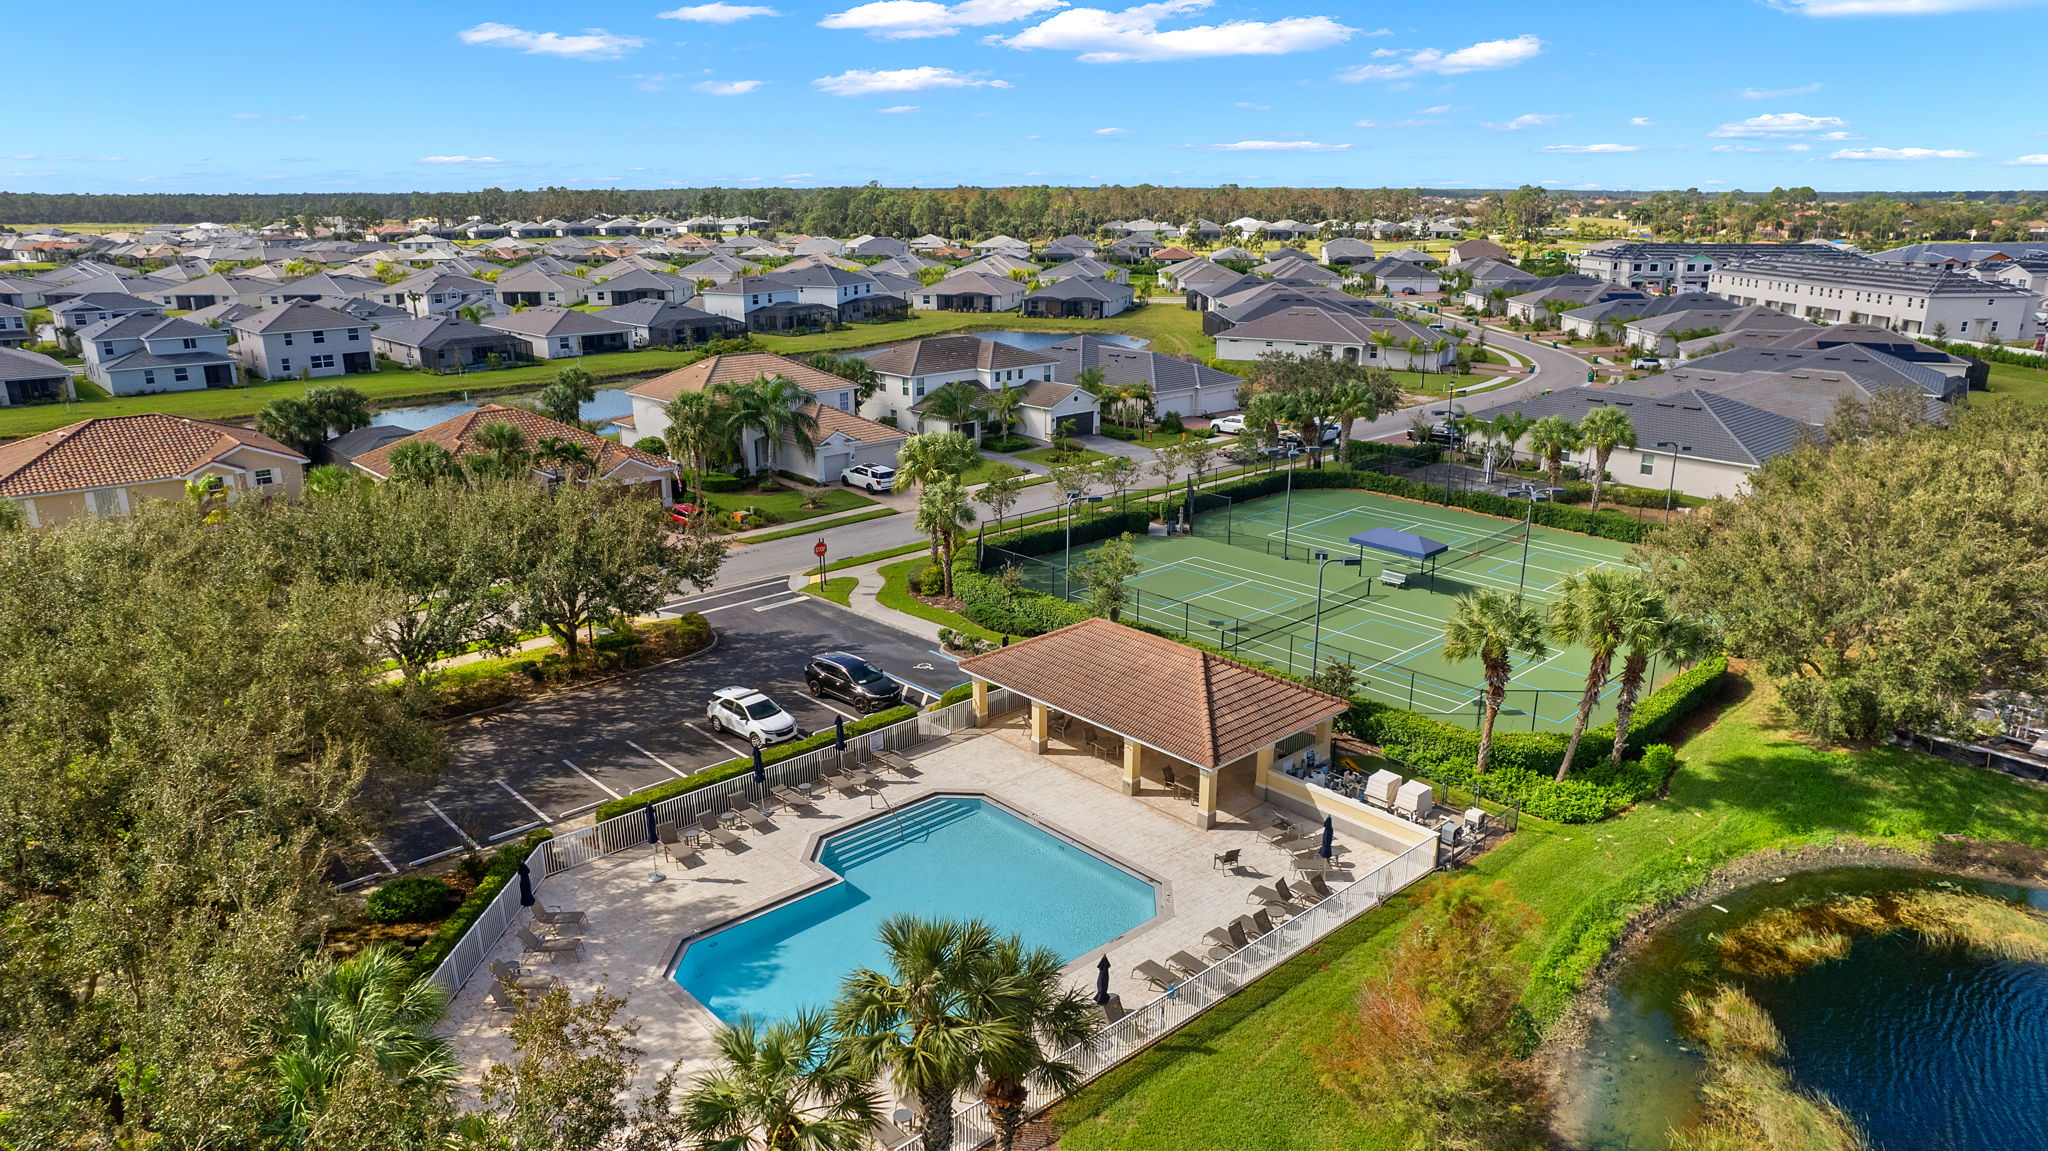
820;797;979;869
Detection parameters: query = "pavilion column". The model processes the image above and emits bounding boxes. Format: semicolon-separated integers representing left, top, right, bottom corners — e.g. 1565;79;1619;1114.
1121;741;1143;795
971;680;989;727
1255;745;1276;801
1029;701;1049;754
1195;767;1219;830
1313;719;1334;763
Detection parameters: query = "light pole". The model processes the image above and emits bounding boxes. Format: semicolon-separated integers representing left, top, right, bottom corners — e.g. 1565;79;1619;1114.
1280;450;1298;560
1515;490;1537;597
1061;491;1104;598
1654;441;1692;524
1312;551;1364;661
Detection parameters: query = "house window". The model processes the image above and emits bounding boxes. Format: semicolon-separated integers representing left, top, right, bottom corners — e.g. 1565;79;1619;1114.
310;354;335;370
101;342;115;356
143;370;156;385
282;333;294;346
312;330;326;344
347;328;360;340
173;368;189;382
181;338;197;349
1639;455;1654;476
281;358;291;372
254;469;276;487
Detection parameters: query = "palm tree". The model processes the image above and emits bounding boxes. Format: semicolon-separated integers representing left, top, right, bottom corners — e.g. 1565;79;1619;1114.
301;463;360;499
1525;414;1580;490
387;439;464;485
980;384;1025;441
266;946;457;1143
679;1008;882;1151
920;381;988;440
1491;410;1535;472
832;917;1003;1151
255;396;326;456
914;476;977;597
533;436;597;483
1440;589;1549;774
470;418;531;479
717;374;820;476
663;390;725;510
974;936;1096;1151
895;430;980;491
1546;568;1644;780
1575;405;1637;511
1609;596;1711;769
302;385;372;439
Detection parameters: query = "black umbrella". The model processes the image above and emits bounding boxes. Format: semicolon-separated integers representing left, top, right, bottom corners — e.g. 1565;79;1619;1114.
834;715;847;751
1320;815;1335;860
1094;955;1112;1005
752;745;766;785
516;860;535;906
644;804;658;845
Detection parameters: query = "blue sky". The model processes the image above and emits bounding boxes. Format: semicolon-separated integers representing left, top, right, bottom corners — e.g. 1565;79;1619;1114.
12;0;2048;195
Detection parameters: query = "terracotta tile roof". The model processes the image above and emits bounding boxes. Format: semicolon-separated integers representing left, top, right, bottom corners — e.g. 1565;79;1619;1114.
958;618;1348;769
349;404;674;480
627;351;852;403
0;413;305;498
804;401;904;444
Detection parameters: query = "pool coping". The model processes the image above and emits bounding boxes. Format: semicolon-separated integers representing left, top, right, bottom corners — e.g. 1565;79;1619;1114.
660;788;1176;1030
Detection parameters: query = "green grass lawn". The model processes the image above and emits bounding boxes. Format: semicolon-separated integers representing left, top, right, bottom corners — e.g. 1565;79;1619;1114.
1012;446;1117;468
803;576;858;607
958;453;1063;486
875;556;1006;642
1100;428;1218;448
755;303;1213;359
697;485;875;531
1049;676;2048;1151
1980;360;2048;404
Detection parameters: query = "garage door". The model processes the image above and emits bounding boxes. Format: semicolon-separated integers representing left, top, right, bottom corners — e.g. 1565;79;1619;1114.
1063;412;1096;436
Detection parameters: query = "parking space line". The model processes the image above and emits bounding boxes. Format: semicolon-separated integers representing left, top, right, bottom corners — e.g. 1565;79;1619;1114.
406;845;468;869
422;799;480;849
363;841;399;875
627;740;688;778
700;590;808;615
489;820;545;843
561;758;621;799
750;597;808;612
495;778;551;823
687;721;750;757
814;697;864;721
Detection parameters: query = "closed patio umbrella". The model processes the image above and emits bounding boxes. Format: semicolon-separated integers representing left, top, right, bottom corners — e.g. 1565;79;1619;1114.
1095;955;1111;1004
1319;815;1334;860
644;804;658;845
516;860;535;906
834;715;846;750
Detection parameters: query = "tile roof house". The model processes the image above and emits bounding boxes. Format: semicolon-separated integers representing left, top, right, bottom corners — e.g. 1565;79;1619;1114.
350;405;675;497
0;345;75;406
0;413;307;526
77;314;238;395
370;315;528;371
230;301;374;380
627;352;904;482
956;617;1351;829
482;307;633;359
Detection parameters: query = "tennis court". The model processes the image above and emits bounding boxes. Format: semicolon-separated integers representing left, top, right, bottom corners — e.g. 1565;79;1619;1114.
1043;489;1647;732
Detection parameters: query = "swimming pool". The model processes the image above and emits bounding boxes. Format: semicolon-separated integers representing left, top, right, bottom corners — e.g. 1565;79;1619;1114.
672;796;1158;1023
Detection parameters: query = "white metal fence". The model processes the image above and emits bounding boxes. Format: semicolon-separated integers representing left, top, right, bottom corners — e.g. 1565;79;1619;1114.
888;832;1442;1151
426;690;1018;997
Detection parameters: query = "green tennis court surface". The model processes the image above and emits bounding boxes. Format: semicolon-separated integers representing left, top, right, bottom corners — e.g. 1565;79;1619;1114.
1047;489;1650;732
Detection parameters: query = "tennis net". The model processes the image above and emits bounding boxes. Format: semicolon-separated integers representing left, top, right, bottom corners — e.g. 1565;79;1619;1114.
1438;520;1528;569
1224;577;1375;654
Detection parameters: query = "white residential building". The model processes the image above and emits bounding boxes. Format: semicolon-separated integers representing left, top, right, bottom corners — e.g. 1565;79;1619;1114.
77;315;238;395
1708;256;2039;341
230;301;374;380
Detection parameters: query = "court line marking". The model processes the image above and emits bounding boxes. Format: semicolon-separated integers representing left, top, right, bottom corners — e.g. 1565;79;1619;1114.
687;721;750;757
561;758;621;799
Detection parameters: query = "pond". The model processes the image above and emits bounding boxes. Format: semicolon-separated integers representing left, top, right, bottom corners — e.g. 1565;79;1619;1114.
374;386;638;434
1557;867;2048;1151
853;329;1148;358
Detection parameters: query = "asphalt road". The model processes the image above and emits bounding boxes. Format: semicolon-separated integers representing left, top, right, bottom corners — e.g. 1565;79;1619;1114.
341;576;970;884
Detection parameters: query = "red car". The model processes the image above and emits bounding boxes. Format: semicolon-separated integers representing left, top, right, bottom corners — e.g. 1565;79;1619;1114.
669;502;697;526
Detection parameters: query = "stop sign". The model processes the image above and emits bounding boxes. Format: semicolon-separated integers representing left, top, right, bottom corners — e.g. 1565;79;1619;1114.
814;540;829;558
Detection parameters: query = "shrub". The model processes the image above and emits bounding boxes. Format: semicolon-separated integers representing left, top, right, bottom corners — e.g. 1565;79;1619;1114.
1157;411;1185;435
1098;424;1141;442
983;509;1151;560
593;704;920;820
694;471;746;494
633;436;669;456
953;563;1089;636
410;831;552;975
364;876;457;924
936;682;976;706
982;435;1035;453
914;562;945;596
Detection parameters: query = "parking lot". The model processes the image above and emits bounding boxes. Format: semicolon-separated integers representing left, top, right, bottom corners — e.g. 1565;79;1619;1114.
338;576;968;885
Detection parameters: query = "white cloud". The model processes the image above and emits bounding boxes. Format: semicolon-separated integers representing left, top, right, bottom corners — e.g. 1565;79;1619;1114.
2008;154;2048;165
1710;143;1813;153
1236;101;1274;109
784;172;815;178
1814;130;1864;140
1338;33;1542;81
821;0;1064;38
1196;139;1351;152
997;0;1358;63
1738;82;1822;98
814;66;1012;94
1538;143;1642;153
876;104;922;112
1417;103;1455;114
1627;116;1654;126
1483;113;1562;131
1355;118;1440;128
418;155;507;164
456;22;646;59
1094;127;1131;134
1829;146;1979;159
1709;112;1848;137
1769;0;2031;14
693;79;765;94
658;3;780;21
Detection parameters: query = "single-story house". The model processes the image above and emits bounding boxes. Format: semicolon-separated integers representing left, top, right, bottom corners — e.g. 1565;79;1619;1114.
1021;276;1135;319
628;351;904;483
482;307;632;359
351;404;676;498
0;345;75;406
322;424;414;469
0;413;306;526
915;271;1027;313
1447;239;1513;265
1319;238;1376;266
584;268;696;308
371;315;529;371
1358;258;1442;294
0;302;29;346
493;266;590;308
597;299;746;348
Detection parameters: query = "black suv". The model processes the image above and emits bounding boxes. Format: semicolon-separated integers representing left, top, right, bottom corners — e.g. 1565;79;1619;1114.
804;652;905;712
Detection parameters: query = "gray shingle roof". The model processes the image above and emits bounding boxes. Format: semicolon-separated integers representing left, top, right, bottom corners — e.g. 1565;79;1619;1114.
483;306;631;337
232;300;361;334
371;315;519;349
865;335;1053;377
1024;276;1133;302
1669;344;1951;397
1043;335;1241;396
1715;254;2037;296
1464;386;1806;467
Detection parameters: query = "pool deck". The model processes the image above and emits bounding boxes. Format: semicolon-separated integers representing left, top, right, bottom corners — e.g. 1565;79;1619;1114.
441;722;1389;1098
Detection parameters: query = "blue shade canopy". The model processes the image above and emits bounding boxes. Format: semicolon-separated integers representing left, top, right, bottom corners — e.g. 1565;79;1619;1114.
1349;528;1449;560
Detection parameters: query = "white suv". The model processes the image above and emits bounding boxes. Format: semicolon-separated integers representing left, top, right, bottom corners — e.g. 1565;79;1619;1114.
841;463;896;492
1210;414;1247;435
707;687;801;746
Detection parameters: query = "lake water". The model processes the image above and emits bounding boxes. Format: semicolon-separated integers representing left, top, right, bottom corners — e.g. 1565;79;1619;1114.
854;329;1148;358
1558;868;2048;1151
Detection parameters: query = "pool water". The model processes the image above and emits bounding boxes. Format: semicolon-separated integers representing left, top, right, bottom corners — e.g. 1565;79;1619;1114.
673;796;1158;1023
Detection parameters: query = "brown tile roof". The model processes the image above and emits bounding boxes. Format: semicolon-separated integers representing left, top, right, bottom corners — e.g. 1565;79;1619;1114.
804;401;904;445
958;618;1348;769
349;404;673;480
0;413;305;498
627;351;852;403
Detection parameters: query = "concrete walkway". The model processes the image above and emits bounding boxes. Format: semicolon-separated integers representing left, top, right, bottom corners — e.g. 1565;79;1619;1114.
783;555;947;643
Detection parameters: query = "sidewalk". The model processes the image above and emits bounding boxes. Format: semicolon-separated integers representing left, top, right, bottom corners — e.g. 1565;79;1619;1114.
784;555;946;643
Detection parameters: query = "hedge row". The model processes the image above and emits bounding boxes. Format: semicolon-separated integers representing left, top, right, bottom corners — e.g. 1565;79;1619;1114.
1341;468;1655;544
409;829;552;976
953;562;1090;637
985;509;1152;560
591;704;919;821
936;682;975;707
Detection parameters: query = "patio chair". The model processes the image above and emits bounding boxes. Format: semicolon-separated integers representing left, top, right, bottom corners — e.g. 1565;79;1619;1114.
534;905;585;929
735;805;774;832
488;981;527;1012
1205;921;1252;959
1133;959;1179;991
487;959;555;990
517;926;580;961
1259;821;1302;846
1212;848;1241;872
770;784;809;811
1248;908;1280;938
832;776;876;807
1050;712;1072;738
693;813;725;847
1306;871;1338;900
874;750;919;778
1290;851;1335;877
1096;993;1129;1026
1165;950;1208;980
703;823;743;852
656;823;702;868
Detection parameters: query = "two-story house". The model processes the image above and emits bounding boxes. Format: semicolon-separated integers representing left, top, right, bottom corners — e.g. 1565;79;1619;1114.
627;351;904;484
77;315;238;395
583;268;697;307
0;302;28;347
695;275;836;332
493;265;590;307
372;270;500;318
230;301;373;380
862;335;1099;440
50;293;164;343
772;265;907;322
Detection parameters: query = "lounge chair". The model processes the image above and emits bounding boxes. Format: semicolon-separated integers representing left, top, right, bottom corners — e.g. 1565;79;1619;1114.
693;813;724;847
769;784;809;811
1259;822;1301;846
832;776;875;807
1291;851;1345;877
656;823;702;868
534;905;585;928
488;981;527;1012
517;926;580;961
1096;993;1128;1026
1206;921;1252;959
1166;950;1208;979
1133;960;1179;990
703;824;743;852
1248;908;1280;938
487;960;556;991
735;805;774;832
1306;871;1337;899
1212;848;1241;872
